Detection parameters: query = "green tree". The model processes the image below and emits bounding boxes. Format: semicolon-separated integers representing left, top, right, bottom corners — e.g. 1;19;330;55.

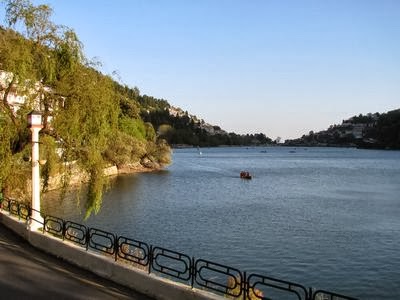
1;0;172;217
0;0;164;218
51;65;120;217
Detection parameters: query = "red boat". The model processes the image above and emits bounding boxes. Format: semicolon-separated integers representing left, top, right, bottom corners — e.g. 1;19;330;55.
240;171;252;179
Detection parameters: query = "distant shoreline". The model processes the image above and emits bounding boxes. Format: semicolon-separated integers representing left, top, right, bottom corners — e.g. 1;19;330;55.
173;143;400;151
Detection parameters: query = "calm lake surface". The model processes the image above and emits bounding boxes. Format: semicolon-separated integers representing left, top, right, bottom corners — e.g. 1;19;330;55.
42;147;400;299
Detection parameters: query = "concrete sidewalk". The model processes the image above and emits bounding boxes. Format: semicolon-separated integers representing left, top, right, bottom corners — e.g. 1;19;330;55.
0;222;154;300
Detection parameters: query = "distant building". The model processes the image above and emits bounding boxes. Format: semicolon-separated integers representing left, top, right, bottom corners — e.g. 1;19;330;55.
0;70;27;112
0;70;59;124
352;124;365;139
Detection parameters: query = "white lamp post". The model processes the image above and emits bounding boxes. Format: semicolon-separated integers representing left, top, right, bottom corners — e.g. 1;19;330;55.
27;111;44;230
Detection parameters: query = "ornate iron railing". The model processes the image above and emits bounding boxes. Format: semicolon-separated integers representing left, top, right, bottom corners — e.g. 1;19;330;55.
117;236;150;266
195;258;243;297
44;215;64;237
151;246;192;281
64;220;87;246
0;197;359;300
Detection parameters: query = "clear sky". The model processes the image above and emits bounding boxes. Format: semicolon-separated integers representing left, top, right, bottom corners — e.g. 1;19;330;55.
4;0;400;140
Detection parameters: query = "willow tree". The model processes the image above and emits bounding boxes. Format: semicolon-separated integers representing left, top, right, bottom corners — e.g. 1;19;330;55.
1;0;171;217
0;0;119;217
52;65;120;217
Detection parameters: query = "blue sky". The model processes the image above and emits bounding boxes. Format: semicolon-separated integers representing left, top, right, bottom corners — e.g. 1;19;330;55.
4;0;400;139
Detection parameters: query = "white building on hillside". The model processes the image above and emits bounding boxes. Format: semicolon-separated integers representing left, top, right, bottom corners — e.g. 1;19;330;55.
0;70;27;113
0;70;57;119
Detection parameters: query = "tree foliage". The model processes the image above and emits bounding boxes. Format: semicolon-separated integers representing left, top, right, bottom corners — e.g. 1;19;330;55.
363;109;400;149
0;0;171;217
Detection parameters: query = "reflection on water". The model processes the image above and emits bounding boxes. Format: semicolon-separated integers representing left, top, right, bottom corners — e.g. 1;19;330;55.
42;185;87;219
42;147;400;300
43;174;145;221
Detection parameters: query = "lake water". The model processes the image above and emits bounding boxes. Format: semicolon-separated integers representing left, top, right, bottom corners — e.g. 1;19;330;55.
42;147;400;299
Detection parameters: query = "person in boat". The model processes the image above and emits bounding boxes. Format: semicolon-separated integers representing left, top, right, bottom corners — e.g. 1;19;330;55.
240;171;252;179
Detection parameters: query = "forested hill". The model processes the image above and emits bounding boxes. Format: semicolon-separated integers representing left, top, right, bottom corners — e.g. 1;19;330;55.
115;82;274;147
284;109;400;150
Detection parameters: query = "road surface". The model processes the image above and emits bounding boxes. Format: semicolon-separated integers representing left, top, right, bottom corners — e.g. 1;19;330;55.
0;222;154;300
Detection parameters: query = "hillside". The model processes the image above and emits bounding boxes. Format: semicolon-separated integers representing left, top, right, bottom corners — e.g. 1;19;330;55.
115;84;274;147
284;109;400;150
141;105;274;147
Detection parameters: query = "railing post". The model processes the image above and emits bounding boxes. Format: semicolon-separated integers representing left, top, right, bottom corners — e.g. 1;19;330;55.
242;271;247;300
42;214;45;233
17;202;21;221
148;245;153;274
191;257;195;288
62;220;66;241
85;228;90;251
114;236;119;262
308;287;313;300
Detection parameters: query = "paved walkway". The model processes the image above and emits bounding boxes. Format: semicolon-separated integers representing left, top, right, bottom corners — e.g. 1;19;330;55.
0;222;154;300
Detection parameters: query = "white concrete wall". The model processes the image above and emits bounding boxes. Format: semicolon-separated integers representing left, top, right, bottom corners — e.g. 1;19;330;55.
0;212;223;300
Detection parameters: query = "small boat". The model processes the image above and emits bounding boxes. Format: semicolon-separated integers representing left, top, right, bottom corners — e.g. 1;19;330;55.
240;171;252;179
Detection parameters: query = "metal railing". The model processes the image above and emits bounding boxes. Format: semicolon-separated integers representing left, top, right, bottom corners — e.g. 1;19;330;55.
0;197;359;300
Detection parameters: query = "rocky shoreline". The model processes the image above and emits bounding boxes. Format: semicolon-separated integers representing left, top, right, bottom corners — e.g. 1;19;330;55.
45;160;165;192
3;158;166;202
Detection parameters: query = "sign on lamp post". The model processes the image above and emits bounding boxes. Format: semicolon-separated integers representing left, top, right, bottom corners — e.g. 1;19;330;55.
27;111;44;230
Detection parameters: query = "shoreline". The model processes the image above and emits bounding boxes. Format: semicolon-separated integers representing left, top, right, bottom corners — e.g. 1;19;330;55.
45;162;166;192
